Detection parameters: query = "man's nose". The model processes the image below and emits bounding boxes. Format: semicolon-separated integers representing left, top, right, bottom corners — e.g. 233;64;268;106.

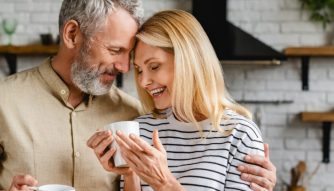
114;54;130;73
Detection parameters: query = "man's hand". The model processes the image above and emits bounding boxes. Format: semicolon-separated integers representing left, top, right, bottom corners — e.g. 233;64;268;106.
8;174;38;191
87;130;132;176
237;143;276;191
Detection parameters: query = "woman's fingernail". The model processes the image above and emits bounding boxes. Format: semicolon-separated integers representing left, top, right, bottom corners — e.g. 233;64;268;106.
129;134;135;139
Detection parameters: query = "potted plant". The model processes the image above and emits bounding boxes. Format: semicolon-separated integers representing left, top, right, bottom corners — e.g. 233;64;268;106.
299;0;334;28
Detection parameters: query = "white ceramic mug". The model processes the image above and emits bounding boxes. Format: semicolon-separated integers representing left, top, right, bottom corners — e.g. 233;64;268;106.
104;121;140;167
30;184;75;191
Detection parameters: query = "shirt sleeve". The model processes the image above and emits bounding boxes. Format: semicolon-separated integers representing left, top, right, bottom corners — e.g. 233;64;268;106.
224;122;265;190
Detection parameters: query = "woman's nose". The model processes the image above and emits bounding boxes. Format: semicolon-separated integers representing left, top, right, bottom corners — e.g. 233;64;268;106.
139;72;152;88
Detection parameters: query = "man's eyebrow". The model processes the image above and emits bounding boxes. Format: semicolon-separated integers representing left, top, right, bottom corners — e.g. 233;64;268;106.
105;45;123;50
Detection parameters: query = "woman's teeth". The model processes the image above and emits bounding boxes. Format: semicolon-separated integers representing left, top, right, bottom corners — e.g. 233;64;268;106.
150;87;165;96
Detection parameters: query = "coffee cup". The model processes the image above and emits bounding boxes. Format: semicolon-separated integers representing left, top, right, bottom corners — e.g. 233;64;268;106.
29;184;75;191
104;121;140;167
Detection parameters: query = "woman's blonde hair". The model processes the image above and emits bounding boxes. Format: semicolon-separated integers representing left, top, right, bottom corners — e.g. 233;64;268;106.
134;9;251;134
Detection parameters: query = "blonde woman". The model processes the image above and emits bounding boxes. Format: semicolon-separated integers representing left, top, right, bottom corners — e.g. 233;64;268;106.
88;10;276;191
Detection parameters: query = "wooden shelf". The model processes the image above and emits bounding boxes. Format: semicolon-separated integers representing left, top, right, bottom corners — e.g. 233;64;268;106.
284;46;334;91
0;44;59;55
301;112;334;122
300;111;334;163
284;46;334;57
0;44;59;75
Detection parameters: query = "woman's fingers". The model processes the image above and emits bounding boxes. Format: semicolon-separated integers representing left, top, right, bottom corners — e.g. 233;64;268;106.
152;130;166;155
115;132;145;164
126;132;155;156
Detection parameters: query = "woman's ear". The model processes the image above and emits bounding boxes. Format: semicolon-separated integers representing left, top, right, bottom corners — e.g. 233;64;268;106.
62;20;82;49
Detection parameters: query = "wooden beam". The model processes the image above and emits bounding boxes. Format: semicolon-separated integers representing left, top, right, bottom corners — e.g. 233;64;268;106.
301;112;334;122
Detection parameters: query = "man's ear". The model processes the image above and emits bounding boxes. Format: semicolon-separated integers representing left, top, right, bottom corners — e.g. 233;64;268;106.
62;20;82;49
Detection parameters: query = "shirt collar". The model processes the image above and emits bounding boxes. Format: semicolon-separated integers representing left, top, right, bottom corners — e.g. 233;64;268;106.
38;58;94;110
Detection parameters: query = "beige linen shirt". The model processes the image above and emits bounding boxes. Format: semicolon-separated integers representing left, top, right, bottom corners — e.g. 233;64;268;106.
0;59;142;191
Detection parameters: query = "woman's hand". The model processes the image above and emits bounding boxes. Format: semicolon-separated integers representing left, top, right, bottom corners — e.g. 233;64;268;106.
115;130;185;191
8;174;38;191
86;130;132;176
237;143;276;191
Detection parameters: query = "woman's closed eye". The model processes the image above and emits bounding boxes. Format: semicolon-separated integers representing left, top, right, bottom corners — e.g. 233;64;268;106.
150;63;160;71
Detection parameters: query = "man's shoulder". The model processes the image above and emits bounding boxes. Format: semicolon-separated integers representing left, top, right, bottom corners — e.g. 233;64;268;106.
0;67;40;89
0;67;41;105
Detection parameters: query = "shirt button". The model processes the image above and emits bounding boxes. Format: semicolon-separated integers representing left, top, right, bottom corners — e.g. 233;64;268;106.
75;152;80;158
60;90;66;95
72;112;76;117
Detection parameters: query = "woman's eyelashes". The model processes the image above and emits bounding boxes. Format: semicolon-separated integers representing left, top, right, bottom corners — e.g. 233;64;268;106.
150;63;160;71
136;63;160;74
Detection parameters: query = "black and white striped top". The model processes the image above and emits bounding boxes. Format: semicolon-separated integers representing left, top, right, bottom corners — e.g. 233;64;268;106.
121;109;264;191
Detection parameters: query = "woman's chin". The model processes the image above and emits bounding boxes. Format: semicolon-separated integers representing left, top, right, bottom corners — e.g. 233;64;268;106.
154;104;171;110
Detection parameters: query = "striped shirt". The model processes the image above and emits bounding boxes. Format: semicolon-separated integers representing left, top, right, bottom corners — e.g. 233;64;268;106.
121;109;264;191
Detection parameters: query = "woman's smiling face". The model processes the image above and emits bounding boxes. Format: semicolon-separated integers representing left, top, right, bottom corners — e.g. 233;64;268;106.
134;40;174;110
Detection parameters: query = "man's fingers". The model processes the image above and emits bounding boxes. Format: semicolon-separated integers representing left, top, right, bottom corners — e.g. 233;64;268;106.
241;173;272;190
238;163;275;182
250;182;268;191
241;172;275;190
94;135;113;157
12;174;38;189
99;147;116;166
238;164;265;177
87;130;112;148
244;155;274;171
264;143;270;159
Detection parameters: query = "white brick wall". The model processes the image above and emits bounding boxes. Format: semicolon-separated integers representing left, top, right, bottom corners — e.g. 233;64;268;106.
1;0;334;190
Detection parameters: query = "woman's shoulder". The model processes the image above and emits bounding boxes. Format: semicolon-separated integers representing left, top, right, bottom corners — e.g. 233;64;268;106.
222;109;262;140
134;113;169;126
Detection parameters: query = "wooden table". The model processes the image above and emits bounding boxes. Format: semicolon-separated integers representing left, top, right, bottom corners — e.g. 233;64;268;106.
301;112;334;163
0;44;59;75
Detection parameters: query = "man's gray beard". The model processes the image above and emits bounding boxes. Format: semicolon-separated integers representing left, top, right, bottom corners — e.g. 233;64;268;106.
71;52;114;96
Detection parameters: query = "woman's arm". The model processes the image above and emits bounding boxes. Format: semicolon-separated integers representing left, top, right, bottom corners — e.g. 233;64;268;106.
123;172;141;191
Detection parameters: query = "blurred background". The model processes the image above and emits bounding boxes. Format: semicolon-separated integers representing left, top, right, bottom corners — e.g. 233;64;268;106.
1;0;334;190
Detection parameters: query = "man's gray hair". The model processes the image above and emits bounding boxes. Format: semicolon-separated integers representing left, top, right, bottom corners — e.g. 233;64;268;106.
59;0;143;39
